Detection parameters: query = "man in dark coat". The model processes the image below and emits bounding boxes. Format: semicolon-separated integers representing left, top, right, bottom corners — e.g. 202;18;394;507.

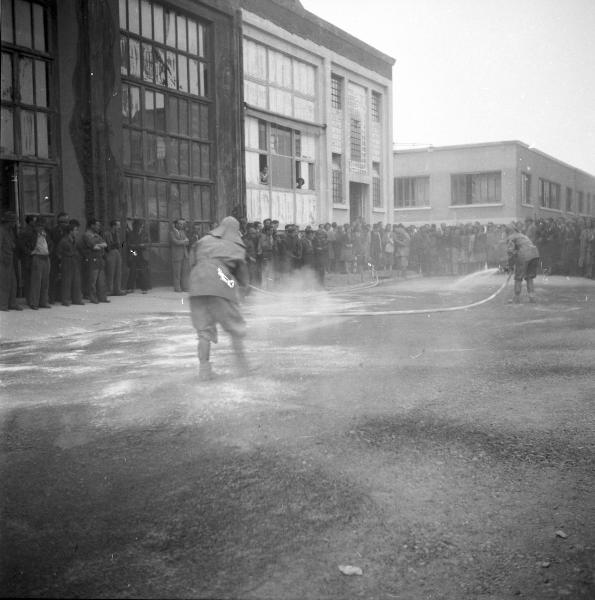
506;223;540;303
188;216;251;381
0;211;24;311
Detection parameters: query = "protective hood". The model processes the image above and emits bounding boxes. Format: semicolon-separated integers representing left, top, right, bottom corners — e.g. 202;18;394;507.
209;216;245;247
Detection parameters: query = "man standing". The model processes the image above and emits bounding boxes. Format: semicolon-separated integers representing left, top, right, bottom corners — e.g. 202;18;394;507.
48;212;70;304
506;223;540;303
169;218;190;292
0;211;24;311
188;216;251;381
393;223;411;278
104;219;125;296
26;217;52;310
82;218;109;304
57;220;84;306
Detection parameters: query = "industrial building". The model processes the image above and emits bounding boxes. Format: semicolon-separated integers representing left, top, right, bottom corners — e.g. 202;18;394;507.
393;141;595;225
0;0;394;283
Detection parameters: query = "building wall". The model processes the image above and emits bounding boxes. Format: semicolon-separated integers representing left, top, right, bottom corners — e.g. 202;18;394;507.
394;142;595;226
240;7;393;229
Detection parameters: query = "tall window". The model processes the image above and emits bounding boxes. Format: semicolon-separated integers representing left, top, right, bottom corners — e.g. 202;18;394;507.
566;187;573;213
395;176;429;208
243;38;315;122
451;172;501;205
119;0;213;238
371;92;381;122
332;153;343;204
538;178;561;210
245;117;315;191
350;118;362;162
331;74;342;110
372;162;381;208
521;172;531;205
1;0;56;214
577;191;584;214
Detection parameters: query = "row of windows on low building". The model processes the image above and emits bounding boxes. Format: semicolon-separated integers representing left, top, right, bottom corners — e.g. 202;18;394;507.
395;172;595;215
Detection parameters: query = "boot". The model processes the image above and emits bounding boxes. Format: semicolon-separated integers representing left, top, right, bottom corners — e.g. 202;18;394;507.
198;339;215;381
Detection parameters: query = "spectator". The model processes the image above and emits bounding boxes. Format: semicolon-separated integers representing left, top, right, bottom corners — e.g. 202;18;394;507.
104;219;125;296
0;211;23;311
25;217;52;310
126;219;151;294
170;218;190;292
57;220;84;306
82;218;109;304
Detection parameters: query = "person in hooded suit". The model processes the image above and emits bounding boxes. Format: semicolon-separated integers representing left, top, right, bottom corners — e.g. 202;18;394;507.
188;216;251;381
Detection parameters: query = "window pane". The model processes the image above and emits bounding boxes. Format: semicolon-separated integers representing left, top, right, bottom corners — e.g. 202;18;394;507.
198;24;205;58
0;107;14;153
39;168;52;212
128;0;139;34
179;140;189;175
154;47;166;85
123;128;131;166
191;142;200;177
144;90;154;129
36;112;48;158
188;20;197;54
1;0;14;44
199;62;207;96
129;39;141;77
157;180;167;215
190;103;199;137
178;54;188;92
155;92;165;130
1;53;12;101
176;15;186;51
119;0;127;29
141;0;152;38
130;85;140;124
147;179;157;217
178;98;188;134
201;144;210;179
165;11;175;47
121;85;130;120
166;95;178;133
19;57;34;105
144;132;156;170
189;58;198;95
166;51;177;88
130;130;142;168
167;137;178;174
120;35;128;75
199;103;209;138
132;178;143;217
153;5;164;43
169;182;179;219
32;3;46;51
271;155;292;188
15;0;32;47
35;60;47;107
180;184;189;219
21;110;35;155
21;165;37;213
142;43;154;82
156;136;166;173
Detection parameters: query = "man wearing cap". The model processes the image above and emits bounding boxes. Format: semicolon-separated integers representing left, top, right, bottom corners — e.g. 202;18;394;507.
0;211;24;311
188;216;251;381
506;223;540;303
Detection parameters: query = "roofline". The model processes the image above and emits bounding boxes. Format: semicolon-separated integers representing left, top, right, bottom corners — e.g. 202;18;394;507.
393;140;595;178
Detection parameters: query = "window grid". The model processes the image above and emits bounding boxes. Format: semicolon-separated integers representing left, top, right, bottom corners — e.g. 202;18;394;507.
332;153;343;204
395;177;430;208
521;172;531;205
119;0;214;234
565;187;573;213
371;92;380;122
372;162;381;208
350;118;362;162
577;191;584;214
451;172;501;205
538;178;561;210
331;75;342;110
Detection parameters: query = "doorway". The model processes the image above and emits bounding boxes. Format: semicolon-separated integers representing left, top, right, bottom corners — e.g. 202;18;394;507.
349;182;368;223
0;160;18;217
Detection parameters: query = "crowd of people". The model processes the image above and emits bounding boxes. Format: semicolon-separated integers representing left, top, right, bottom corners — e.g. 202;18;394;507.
231;215;595;290
0;211;156;311
1;210;594;312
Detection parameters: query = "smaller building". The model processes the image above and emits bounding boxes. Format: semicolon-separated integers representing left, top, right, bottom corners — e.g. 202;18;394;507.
393;141;595;225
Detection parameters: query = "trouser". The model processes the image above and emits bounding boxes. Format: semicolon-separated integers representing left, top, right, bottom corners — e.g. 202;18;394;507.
105;250;122;294
49;256;61;303
87;258;107;302
171;258;188;291
60;257;83;304
0;262;18;309
29;255;50;308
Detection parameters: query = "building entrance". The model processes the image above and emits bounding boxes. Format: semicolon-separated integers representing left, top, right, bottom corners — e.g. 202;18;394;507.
349;182;368;223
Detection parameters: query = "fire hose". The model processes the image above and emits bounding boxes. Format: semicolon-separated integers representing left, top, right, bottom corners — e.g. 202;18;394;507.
248;268;513;316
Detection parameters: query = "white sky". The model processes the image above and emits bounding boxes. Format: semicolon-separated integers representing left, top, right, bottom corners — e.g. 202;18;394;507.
301;0;595;175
